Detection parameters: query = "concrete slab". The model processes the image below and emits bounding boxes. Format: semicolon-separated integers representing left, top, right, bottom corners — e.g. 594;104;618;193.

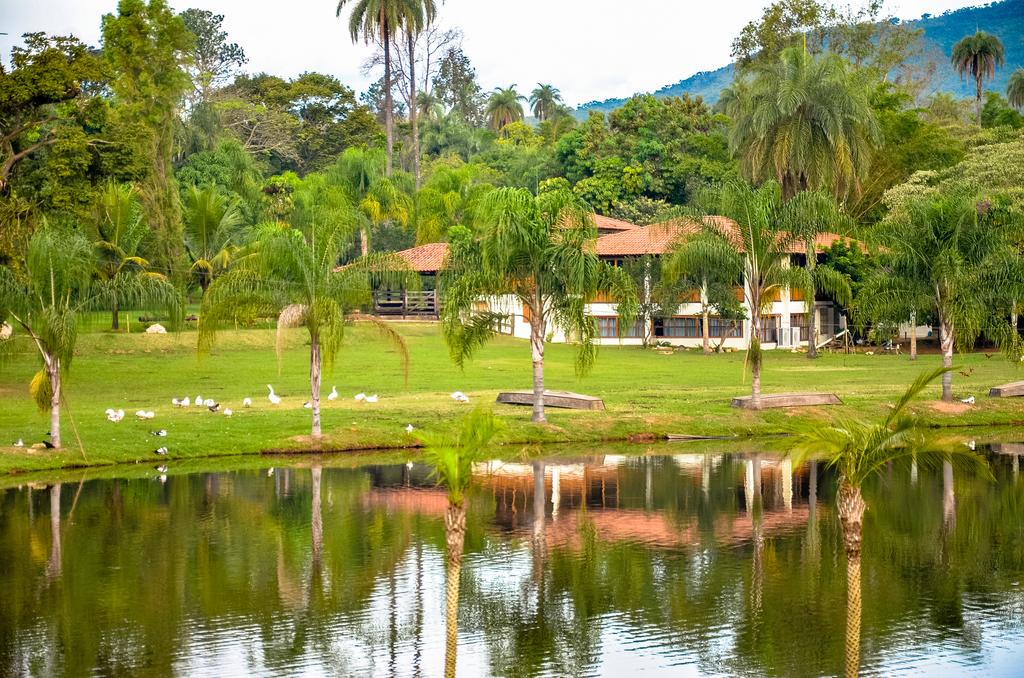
989;381;1024;398
731;392;842;409
496;390;605;411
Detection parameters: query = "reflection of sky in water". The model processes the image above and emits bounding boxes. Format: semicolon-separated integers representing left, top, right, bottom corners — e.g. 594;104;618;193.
2;449;1024;676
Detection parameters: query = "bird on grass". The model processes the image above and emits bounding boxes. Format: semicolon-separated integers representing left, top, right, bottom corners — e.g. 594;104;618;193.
451;391;470;403
959;367;975;378
13;439;24;447
195;395;203;407
136;410;155;420
267;385;281;405
354;392;366;401
203;399;215;408
208;402;220;413
151;429;167;437
106;408;125;422
328;386;338;401
303;401;313;409
172;397;186;407
405;424;414;433
242;397;252;408
960;395;976;405
154;446;168;455
223;408;233;417
364;394;379;403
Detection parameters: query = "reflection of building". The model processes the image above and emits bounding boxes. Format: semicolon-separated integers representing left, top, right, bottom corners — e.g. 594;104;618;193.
364;455;818;550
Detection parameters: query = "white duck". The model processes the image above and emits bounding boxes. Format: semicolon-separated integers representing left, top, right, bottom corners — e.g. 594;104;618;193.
960;395;976;405
405;424;414;433
303;401;313;409
354;392;366;401
204;398;216;408
242;397;252;408
172;398;183;407
364;394;379;403
136;410;155;420
181;396;191;407
327;386;338;401
223;408;233;417
195;395;203;407
267;384;281;405
450;391;470;403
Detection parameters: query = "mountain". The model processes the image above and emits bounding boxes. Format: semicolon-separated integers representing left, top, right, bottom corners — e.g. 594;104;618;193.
576;0;1023;116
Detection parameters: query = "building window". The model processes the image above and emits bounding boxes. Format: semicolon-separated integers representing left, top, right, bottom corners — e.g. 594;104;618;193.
597;317;618;338
758;315;780;343
708;317;743;338
790;313;808;342
655;316;700;338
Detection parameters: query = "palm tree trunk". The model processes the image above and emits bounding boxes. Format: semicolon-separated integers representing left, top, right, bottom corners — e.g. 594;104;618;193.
111;299;120;331
444;500;466;678
360;226;370;257
909;311;918;361
975;73;984;126
408;31;420;190
806;253;818;359
837;478;865;677
701;282;711;355
529;300;546;424
383;21;394;176
939;310;954;402
750;333;762;409
47;355;61;449
310;333;322;437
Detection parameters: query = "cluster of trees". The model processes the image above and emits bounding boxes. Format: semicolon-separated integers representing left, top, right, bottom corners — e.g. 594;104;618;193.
2;0;1024;436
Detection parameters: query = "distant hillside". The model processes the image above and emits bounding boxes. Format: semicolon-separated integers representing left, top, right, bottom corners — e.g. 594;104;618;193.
577;0;1023;116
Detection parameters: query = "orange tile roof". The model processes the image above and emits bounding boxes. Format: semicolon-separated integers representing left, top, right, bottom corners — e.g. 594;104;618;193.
593;214;641;233
394;242;449;272
595;216;854;257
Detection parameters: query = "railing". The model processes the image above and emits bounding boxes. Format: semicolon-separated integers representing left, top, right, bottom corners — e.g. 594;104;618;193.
372;290;440;317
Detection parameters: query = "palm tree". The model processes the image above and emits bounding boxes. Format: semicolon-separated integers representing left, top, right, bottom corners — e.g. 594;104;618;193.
401;0;437;190
416;90;444;121
414;162;493;243
529;84;562;122
418;406;500;678
90;182;154;330
198;175;415;437
1008;67;1024;110
328;147;413;256
713;181;804;408
662;226;744;356
951;31;1005;124
440;188;638;423
721;47;878;202
485;86;525;136
858;192;1024;402
182;185;245;296
788;367;991;677
337;0;409;175
786;191;853;359
0;225;180;448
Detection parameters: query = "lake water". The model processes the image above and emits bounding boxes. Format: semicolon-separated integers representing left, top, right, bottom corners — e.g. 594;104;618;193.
1;444;1023;677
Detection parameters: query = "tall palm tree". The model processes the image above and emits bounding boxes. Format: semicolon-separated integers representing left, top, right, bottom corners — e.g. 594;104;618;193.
713;181;804;408
721;47;878;202
414;163;493;243
951;31;1005;124
786;191;853;359
337;0;410;175
788;367;991;677
418;406;500;678
858;192;1024;402
440;188;638;423
529;84;562;122
0;225;180;447
198;175;415;437
663;226;744;356
401;0;436;190
485;86;525;136
90;182;155;330
1007;67;1024;110
182;185;245;295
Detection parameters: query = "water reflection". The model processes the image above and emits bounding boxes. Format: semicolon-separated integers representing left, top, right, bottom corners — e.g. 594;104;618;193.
1;448;1023;676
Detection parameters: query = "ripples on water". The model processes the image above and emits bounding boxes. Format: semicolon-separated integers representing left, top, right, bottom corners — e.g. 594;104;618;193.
1;447;1023;676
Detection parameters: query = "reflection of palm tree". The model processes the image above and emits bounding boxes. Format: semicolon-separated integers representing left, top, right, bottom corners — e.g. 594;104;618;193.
419;407;500;678
311;466;323;568
47;484;61;581
943;461;956;532
790;368;990;677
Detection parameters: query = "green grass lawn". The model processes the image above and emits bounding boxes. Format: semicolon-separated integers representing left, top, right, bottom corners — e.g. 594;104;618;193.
1;321;1022;475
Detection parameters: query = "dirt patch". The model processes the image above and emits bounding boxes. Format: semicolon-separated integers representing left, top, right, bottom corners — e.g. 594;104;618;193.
929;401;971;415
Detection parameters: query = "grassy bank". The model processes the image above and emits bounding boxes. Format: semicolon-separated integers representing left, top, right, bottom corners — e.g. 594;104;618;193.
1;322;1021;475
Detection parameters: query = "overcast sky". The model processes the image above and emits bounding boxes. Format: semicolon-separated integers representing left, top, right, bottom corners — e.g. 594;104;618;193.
1;0;979;106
